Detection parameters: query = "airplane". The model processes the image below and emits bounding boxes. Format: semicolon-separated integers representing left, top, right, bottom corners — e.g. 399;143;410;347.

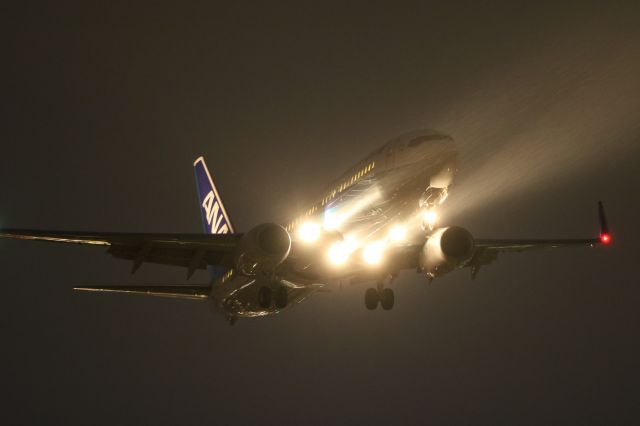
0;130;611;323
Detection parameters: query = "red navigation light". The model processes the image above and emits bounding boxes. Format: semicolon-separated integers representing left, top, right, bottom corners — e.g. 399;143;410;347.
600;233;612;244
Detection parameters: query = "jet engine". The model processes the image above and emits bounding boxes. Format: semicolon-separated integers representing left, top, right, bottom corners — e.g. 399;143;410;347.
236;223;291;275
419;226;474;277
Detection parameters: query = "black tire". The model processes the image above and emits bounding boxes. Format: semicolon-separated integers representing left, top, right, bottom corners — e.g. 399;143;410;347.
274;287;288;309
380;288;395;310
365;288;379;310
258;286;272;308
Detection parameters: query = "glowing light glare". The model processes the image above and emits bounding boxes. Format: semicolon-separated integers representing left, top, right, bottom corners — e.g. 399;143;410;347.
328;242;350;265
424;210;438;226
323;187;382;231
327;237;359;265
600;233;612;244
342;235;359;253
298;222;321;242
363;241;385;265
323;210;343;230
389;225;406;242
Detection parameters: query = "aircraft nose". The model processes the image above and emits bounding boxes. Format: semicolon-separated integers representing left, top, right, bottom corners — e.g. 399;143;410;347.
406;132;456;150
433;135;456;150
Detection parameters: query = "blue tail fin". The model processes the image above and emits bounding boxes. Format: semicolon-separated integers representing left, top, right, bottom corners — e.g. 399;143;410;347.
194;157;235;235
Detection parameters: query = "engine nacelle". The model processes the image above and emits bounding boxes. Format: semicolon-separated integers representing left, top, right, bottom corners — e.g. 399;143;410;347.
236;223;291;275
420;226;475;277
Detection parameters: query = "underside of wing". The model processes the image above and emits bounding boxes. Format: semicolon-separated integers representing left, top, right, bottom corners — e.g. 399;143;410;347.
467;237;603;279
0;229;242;276
73;285;211;300
0;229;240;247
475;238;600;252
472;203;608;251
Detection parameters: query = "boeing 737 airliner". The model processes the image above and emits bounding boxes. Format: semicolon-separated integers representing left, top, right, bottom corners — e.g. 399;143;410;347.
0;130;611;323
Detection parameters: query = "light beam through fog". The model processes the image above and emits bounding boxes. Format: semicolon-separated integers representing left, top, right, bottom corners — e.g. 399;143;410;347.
434;30;640;220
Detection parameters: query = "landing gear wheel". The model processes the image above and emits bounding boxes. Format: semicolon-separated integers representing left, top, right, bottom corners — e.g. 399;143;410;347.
274;287;288;309
380;288;395;310
258;286;272;309
365;288;379;310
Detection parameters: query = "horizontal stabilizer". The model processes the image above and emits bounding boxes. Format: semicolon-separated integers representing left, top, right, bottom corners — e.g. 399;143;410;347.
73;285;210;300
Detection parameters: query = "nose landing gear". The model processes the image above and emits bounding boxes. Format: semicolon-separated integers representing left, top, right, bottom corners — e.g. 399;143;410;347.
258;285;289;309
258;286;272;309
274;286;288;309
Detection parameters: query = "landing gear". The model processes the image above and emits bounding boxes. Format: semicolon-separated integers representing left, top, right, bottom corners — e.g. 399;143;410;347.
258;285;288;309
380;288;395;310
274;287;288;309
365;288;379;310
364;286;395;310
258;286;272;309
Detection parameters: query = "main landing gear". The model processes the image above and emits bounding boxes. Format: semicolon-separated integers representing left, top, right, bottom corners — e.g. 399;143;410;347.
258;286;288;309
364;281;395;310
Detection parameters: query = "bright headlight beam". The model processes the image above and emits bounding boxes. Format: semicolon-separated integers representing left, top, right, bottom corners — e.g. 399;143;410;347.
323;210;342;230
363;241;385;265
327;236;359;265
424;210;438;226
328;242;350;265
343;235;358;253
298;222;321;242
322;186;382;231
389;225;406;242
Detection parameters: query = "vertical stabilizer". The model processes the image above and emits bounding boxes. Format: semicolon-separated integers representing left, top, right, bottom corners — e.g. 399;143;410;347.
194;157;235;235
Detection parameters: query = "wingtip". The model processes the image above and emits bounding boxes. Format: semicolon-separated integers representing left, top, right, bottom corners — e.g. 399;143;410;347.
73;287;98;292
597;201;611;245
598;201;609;234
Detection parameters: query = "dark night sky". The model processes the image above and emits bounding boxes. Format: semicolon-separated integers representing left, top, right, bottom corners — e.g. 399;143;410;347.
3;2;640;424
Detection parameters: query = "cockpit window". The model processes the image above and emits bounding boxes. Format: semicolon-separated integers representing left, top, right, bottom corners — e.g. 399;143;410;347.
408;134;447;147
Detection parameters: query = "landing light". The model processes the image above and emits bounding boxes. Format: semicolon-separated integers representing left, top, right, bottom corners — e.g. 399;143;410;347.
600;233;612;245
342;236;358;253
324;210;342;230
299;222;320;243
389;225;406;242
328;242;350;265
363;241;385;265
424;210;438;226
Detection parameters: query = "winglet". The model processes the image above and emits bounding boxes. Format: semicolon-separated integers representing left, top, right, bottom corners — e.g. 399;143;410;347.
598;201;611;244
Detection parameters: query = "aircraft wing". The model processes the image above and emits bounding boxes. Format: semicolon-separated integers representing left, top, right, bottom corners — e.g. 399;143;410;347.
0;229;241;277
73;285;210;300
342;202;610;283
474;237;600;251
465;202;611;277
466;237;603;278
474;201;609;252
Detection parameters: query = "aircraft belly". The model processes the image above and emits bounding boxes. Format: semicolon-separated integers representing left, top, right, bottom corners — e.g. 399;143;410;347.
211;272;322;318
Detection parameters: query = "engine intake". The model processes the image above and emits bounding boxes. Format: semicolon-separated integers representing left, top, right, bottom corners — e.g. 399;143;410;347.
237;223;291;275
420;226;474;277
